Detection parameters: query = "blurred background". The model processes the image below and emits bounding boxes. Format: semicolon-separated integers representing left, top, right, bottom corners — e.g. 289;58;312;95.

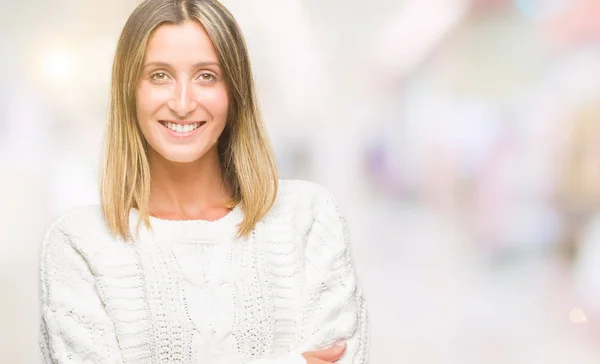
2;0;600;362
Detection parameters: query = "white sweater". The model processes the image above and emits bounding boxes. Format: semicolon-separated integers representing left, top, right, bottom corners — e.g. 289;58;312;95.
39;179;369;364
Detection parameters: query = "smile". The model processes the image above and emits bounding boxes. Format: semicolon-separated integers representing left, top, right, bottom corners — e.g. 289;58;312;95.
159;120;206;135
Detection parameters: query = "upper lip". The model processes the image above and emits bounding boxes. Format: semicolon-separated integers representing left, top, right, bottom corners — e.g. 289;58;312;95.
160;120;206;125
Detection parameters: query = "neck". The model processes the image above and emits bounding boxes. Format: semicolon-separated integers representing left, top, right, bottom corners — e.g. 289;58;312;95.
148;146;231;220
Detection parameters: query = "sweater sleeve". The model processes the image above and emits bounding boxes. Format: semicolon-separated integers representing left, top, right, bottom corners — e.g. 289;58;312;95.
39;223;124;364
242;185;369;364
297;185;370;364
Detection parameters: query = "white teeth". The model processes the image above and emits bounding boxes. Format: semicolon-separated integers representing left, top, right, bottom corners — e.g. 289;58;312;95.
163;122;202;133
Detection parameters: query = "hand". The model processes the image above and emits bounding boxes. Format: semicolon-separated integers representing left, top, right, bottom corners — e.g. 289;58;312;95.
301;341;347;364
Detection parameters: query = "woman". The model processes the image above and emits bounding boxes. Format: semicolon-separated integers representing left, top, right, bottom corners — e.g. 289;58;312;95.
38;1;369;363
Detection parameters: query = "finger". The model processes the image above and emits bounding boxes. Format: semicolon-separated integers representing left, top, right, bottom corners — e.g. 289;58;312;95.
306;357;335;364
303;341;346;361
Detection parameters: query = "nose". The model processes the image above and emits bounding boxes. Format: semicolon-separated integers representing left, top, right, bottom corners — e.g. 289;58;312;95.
167;81;198;118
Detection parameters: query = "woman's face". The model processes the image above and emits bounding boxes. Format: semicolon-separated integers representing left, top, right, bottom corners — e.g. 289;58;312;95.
136;21;229;164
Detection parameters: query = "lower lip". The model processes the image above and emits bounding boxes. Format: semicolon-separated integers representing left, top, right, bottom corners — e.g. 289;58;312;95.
159;121;205;138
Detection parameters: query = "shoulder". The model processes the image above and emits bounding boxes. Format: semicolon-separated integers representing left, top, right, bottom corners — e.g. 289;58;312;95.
40;205;132;287
260;179;345;235
275;179;340;211
40;205;112;262
44;205;108;240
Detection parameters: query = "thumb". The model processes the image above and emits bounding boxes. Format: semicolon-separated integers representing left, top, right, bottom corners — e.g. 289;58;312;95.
306;341;347;361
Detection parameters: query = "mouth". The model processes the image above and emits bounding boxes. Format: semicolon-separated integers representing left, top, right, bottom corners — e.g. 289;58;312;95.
159;120;206;136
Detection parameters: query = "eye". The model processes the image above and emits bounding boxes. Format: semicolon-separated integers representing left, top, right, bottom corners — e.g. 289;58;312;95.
150;72;170;82
198;72;216;82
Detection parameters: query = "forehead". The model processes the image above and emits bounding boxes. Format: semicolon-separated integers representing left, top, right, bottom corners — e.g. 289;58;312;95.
144;21;219;63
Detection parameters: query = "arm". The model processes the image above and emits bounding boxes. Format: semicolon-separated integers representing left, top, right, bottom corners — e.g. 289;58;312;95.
39;224;124;364
244;185;369;364
297;185;370;364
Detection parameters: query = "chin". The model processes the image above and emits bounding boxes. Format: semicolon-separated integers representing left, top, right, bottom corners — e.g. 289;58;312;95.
147;138;219;165
161;152;206;164
156;144;217;164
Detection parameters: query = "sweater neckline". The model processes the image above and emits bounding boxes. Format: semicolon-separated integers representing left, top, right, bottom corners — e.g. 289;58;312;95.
129;205;244;243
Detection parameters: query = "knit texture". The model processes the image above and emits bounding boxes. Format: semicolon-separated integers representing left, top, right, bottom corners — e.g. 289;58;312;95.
39;179;369;364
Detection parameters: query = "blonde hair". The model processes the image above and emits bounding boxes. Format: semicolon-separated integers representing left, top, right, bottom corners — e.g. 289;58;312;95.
100;0;278;241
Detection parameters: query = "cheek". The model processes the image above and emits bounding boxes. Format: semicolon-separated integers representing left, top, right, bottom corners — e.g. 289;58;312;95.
204;87;229;121
136;86;168;121
135;88;151;121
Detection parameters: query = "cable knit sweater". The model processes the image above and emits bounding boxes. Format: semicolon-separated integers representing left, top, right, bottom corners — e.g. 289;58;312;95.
39;179;369;364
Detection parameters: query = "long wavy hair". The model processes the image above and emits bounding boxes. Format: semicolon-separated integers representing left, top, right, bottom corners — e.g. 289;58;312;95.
100;0;278;241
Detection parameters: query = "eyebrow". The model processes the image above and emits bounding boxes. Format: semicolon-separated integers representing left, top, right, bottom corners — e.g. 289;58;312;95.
142;61;221;69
